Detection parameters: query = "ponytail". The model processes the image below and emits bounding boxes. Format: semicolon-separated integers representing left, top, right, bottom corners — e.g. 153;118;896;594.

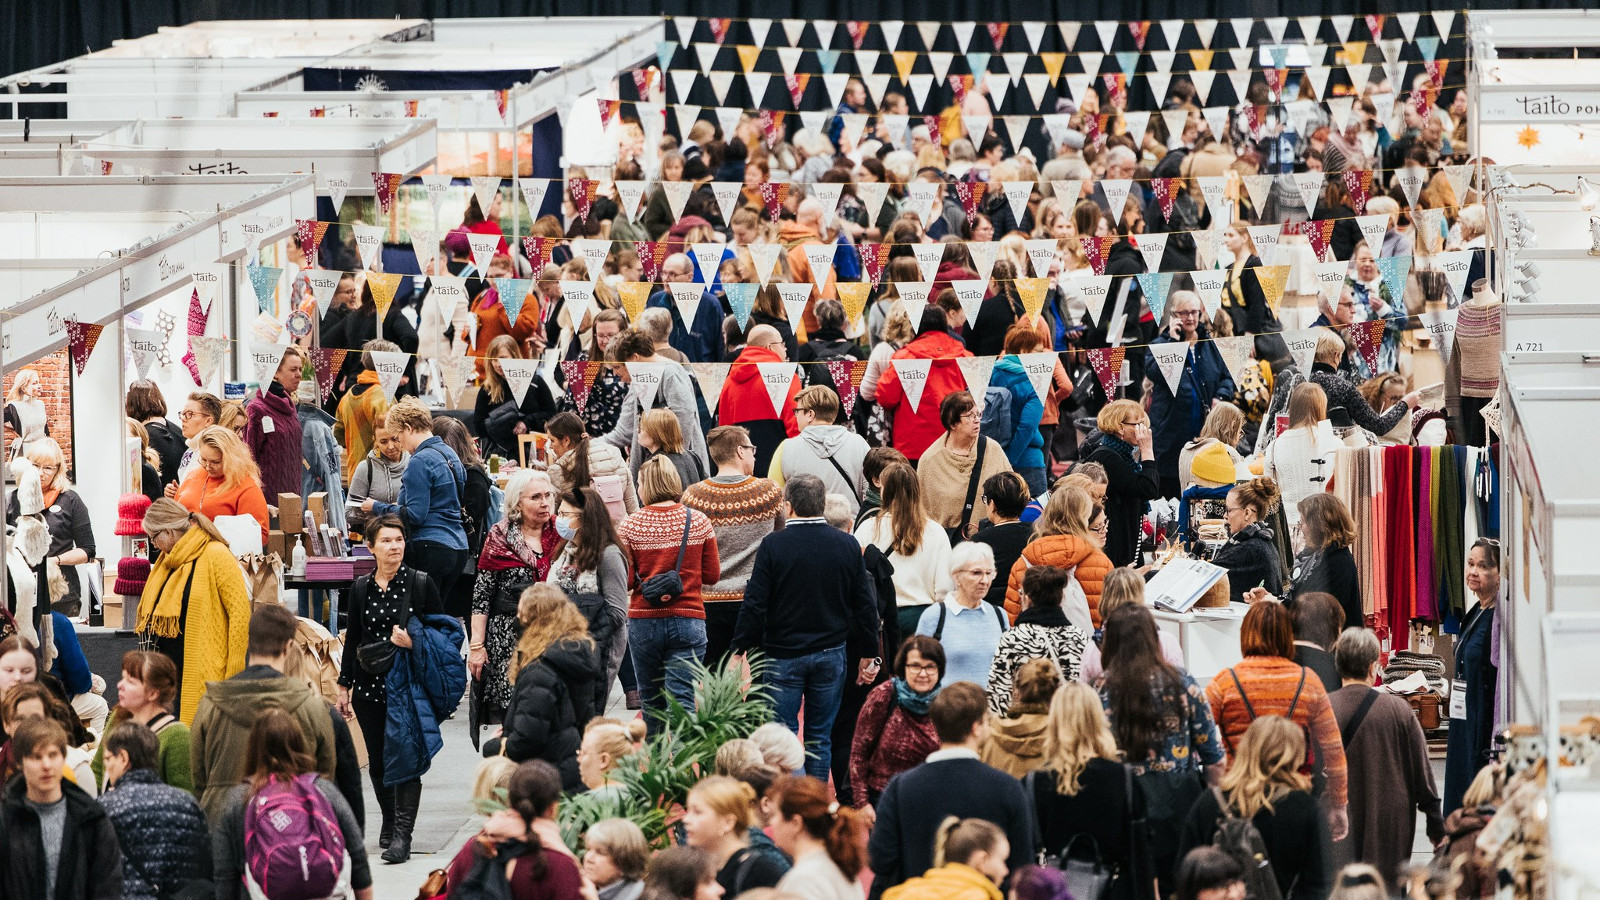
932;816;962;867
547;412;593;489
934;817;1007;869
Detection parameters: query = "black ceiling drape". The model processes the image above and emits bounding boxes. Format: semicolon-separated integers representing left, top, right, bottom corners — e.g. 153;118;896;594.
2;2;1575;90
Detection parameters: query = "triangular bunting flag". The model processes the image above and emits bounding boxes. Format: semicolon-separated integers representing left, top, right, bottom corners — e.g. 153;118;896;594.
617;181;647;222
428;275;469;328
372;172;404;218
1016;277;1051;319
1073;275;1115;326
754;361;799;417
1290;172;1324;214
957;356;996;413
1312;260;1350;299
318;170;354;212
618;281;652;323
967;240;999;284
803;243;838;289
306;270;342;317
248;342;288;389
468;232;500;273
1024;239;1060;278
1420;308;1460;366
892;357;935;412
409;225;437;271
836;282;871;327
1087;346;1125;398
366;272;404;332
661;181;693;221
776;282;814;328
1283;329;1320;373
626;361;668;411
725;283;758;329
896;281;933;328
518;178;550;217
1149;342;1190;393
1136;232;1169;272
247;265;282;313
1433;250;1474;305
352;223;384;270
1215;336;1255;384
1394;166;1426;208
1256;265;1292;313
494;277;533;323
691;363;732;414
369;350;410;400
1136;272;1175;321
1375;255;1412;303
1348;319;1386;374
1051;180;1083;209
1190;270;1227;320
912;243;945;282
749;242;783;286
125;328;165;380
668;282;708;327
1016;351;1058;404
950;279;988;325
1355;214;1389;257
1241;174;1275;212
189;335;229;387
1101;179;1133;224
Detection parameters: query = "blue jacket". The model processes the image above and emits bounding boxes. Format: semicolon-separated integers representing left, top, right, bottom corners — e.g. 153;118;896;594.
297;404;346;532
1148;330;1236;484
384;611;467;786
375;436;467;550
48;611;93;697
989;356;1046;471
647;289;725;363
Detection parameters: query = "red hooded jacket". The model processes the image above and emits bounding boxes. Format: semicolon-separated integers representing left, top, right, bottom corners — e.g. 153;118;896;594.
719;344;801;474
872;330;972;460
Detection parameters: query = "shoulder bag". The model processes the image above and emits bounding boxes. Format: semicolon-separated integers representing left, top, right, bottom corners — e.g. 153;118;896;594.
355;571;412;676
639;510;693;607
945;437;988;544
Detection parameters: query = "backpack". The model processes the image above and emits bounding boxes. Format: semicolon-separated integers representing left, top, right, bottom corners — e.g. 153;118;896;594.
1209;787;1284;900
979;387;1014;447
931;599;1008;640
1225;668;1325;797
243;773;349;900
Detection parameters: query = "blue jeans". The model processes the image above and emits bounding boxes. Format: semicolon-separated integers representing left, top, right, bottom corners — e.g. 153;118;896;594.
766;645;848;780
1017;466;1048;498
628;616;706;734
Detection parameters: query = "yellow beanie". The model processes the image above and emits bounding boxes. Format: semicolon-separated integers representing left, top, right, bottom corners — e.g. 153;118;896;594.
1190;442;1239;488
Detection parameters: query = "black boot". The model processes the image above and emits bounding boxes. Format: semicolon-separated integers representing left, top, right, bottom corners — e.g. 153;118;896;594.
375;783;395;849
382;781;422;864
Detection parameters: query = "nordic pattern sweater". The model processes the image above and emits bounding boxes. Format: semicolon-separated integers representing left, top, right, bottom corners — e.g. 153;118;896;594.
617;502;721;619
681;476;785;603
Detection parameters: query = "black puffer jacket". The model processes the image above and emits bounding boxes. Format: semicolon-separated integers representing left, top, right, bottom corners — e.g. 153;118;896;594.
99;769;209;900
1211;522;1284;603
0;777;122;900
501;638;601;791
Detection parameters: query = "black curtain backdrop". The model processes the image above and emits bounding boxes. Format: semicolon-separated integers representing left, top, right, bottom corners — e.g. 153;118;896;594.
0;2;1575;85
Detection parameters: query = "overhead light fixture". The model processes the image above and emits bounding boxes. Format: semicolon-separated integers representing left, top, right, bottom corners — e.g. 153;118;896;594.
1580;176;1599;212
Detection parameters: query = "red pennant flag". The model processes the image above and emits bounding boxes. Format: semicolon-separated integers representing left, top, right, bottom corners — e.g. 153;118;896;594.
861;243;891;285
1364;14;1386;41
846;359;870;416
496;89;509;121
561;360;595;415
940;74;966;104
568;177;597;221
1343;170;1373;214
1150;178;1177;221
1080;235;1115;275
633;68;656;98
1242;104;1263;138
309;348;348;404
635;241;668;282
760;109;787;148
987;23;1010;51
708;18;731;44
373;173;404;216
1263;68;1286;99
65;319;105;377
847;21;870;49
101;160;114;176
404;100;419;117
1101;73;1127;108
296;219;331;268
923;115;942;142
1411;88;1433;119
953;182;987;219
1349;319;1386;374
597;99;621;128
826;360;861;417
523;236;553;271
263;111;280;118
1128;21;1150;50
1424;60;1448;90
785;73;811;109
759;182;791;222
1087;346;1126;399
1081;112;1102;145
180;289;210;384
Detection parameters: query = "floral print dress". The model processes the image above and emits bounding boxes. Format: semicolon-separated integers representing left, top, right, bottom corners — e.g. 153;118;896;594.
471;520;560;718
1098;670;1225;773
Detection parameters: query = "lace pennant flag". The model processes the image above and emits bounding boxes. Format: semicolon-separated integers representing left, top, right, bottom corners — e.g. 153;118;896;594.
373;172;404;217
410;225;438;271
367;273;405;335
693;363;732;414
618;282;652;323
189;336;230;387
1087;346;1125;398
1348;319;1387;374
247;265;282;313
748;242;783;287
725;283;757;329
1214;336;1256;384
1255;265;1292;314
438;356;476;406
836;282;870;327
634;241;668;283
1016;277;1051;319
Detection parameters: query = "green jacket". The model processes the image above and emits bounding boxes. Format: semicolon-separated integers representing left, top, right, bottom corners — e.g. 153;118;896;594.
190;665;336;822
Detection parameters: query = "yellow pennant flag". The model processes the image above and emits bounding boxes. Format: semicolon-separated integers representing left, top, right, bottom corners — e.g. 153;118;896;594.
892;51;918;83
736;44;762;74
1339;42;1367;66
1017;277;1050;319
1189;50;1215;72
367;272;403;322
618;281;652;323
1039;53;1066;83
1256;265;1292;313
836;281;871;325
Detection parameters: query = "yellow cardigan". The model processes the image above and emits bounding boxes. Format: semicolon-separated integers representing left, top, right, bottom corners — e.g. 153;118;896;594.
136;528;252;723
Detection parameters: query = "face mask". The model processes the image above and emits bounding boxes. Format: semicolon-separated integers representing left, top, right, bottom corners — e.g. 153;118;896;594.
554;518;578;541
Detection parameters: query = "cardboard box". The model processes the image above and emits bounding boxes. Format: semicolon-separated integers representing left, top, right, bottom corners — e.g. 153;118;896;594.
267;530;287;559
306;492;328;527
278;494;303;533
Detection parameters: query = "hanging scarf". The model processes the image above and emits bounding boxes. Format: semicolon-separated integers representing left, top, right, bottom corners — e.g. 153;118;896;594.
1100;433;1143;474
477;519;561;581
893;678;940;716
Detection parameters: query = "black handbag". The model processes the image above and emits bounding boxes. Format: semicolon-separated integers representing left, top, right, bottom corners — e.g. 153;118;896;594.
945;436;988;544
493;580;532;617
355;572;411;676
639;510;692;607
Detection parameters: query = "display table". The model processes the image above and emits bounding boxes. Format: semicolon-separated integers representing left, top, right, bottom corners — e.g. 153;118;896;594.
1153;602;1249;684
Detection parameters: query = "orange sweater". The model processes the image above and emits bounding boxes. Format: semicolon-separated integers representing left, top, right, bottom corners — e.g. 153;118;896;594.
174;470;271;545
1205;655;1349;806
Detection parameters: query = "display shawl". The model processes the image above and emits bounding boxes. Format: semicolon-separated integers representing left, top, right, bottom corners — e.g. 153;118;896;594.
477;517;561;584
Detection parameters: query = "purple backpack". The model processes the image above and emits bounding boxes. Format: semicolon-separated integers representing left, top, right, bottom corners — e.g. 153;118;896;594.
243;773;349;900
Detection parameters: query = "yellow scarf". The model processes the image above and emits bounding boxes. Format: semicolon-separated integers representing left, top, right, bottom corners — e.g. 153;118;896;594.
136;527;252;722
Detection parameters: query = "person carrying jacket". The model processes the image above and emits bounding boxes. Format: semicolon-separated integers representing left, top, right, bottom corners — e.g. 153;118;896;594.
0;718;123;900
191;604;341;823
873;308;974;461
491;585;600;792
719;325;802;476
769;385;871;518
1148;291;1236;499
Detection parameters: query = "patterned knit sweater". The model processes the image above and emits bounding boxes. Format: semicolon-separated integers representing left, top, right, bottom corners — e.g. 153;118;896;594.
617;502;721;619
682;475;786;603
848;680;940;807
1205;655;1349;805
1453;303;1502;398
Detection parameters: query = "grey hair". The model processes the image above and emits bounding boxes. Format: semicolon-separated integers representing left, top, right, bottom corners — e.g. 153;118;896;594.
813;298;846;331
502;469;553;526
783;474;827;518
1332;627;1382;681
1106;145;1137;167
638;307;674;344
948;540;996;576
823;494;854;531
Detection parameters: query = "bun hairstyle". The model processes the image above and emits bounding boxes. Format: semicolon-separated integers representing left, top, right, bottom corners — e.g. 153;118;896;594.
768;775;869;878
933;816;1007;868
1011;658;1063;711
1229;477;1281;521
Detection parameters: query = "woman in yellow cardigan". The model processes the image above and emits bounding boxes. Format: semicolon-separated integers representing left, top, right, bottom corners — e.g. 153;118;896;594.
136;499;251;722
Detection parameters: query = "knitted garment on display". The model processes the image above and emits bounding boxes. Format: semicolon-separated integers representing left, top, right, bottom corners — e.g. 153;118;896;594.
1453;304;1503;398
115;493;153;536
114;557;152;596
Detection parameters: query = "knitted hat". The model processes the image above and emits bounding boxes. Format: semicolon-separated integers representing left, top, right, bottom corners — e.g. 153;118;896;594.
1190;442;1239;488
113;557;151;597
115;493;153;536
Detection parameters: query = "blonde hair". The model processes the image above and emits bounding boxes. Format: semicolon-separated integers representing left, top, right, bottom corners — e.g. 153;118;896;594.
880;307;914;347
1218;716;1311;818
715;738;765;776
508;584;593;683
1096;399;1145;434
217;400;248;433
385;397;434;434
1198;403;1245;447
23;437;69;493
471;755;519;804
1040;682;1120;795
1035;484;1095;541
1313;327;1347;367
6;368;40;404
688;775;758;832
503;469;554;526
636;455;684;505
1286;382;1328;430
585;819;650;881
584;724;636;775
483;334;524;406
641;408;685;454
193;425;260;492
141;497;228;545
1098;568;1145;619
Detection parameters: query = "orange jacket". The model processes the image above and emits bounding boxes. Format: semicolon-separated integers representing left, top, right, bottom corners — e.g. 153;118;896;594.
1003;534;1113;625
174;470;270;545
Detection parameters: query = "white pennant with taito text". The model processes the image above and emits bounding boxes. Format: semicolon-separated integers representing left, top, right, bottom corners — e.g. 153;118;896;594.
710;183;742;224
617;181;647;222
912;242;945;282
668;283;706;327
950;280;988;325
776;282;814;327
1433;250;1474;303
428;276;469;329
1016;351;1058;404
896;281;933;329
749;243;783;286
249;343;288;389
1002;181;1033;224
1072;274;1116;327
626;362;667;411
1136;233;1169;273
1355;215;1389;257
1190;269;1227;320
756;361;798;417
1149;342;1191;393
369;350;411;400
1283;329;1320;374
958;356;996;412
518;178;550;217
803;242;838;289
1101;179;1133;224
691;243;728;285
420;173;452;213
1024;239;1059;278
306;271;342;317
467;233;500;274
811;182;844;229
352;224;384;271
572;239;611;283
892;357;935;413
1420;307;1461;366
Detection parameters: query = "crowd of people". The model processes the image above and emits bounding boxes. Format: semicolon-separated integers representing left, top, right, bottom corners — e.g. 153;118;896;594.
0;45;1508;900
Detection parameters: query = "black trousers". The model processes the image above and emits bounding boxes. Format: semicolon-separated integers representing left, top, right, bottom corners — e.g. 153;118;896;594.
406;541;467;601
702;602;742;672
351;695;393;798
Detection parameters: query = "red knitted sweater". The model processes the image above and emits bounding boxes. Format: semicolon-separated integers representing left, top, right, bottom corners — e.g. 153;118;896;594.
849;680;940;807
617;502;721;619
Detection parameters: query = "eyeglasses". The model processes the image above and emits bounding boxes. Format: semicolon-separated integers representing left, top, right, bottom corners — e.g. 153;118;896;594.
959;410;982;422
959;568;997;578
1173;309;1202;318
904;662;939;673
737;444;756;453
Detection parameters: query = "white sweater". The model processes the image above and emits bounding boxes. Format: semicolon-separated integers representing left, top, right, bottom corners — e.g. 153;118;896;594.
854;514;953;607
1263;421;1343;529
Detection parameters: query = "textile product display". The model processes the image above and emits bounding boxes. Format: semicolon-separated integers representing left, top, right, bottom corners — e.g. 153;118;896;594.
114;493;152;536
1384;650;1449;697
113;556;151;597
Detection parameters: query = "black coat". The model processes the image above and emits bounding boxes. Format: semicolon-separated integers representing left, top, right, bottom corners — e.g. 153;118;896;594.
473;377;558;459
319;302;420;408
1212;523;1284;603
1222;256;1279;336
141;419;186;489
0;778;122;900
868;757;1034;899
1288;544;1361;633
501;638;600;792
968;293;1024;358
1086;440;1162;568
1031;760;1156;900
1179;788;1331;900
